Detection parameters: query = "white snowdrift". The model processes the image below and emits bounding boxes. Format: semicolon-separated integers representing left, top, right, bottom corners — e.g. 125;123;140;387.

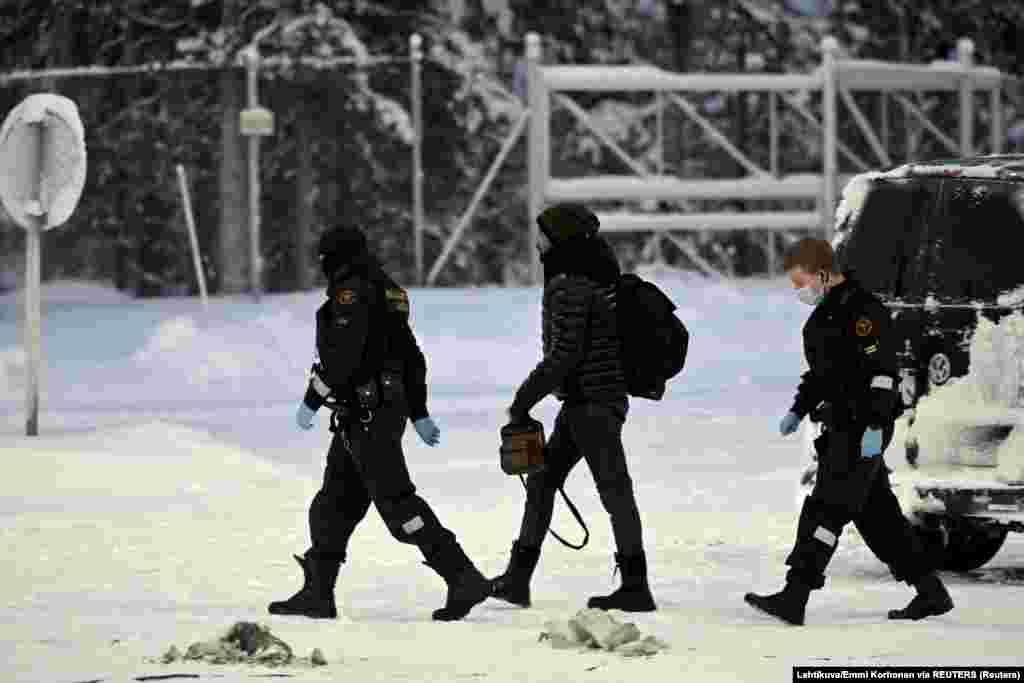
0;278;135;306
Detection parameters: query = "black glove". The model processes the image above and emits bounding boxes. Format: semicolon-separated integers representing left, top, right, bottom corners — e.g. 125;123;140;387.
866;388;899;427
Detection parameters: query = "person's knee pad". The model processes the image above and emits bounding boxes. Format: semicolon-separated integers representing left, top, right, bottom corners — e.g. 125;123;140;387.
378;494;444;546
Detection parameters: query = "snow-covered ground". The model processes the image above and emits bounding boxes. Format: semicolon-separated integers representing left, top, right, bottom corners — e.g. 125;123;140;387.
1;273;1022;683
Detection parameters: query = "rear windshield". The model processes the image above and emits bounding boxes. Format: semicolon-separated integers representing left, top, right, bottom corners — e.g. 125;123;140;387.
835;179;934;298
924;181;1024;303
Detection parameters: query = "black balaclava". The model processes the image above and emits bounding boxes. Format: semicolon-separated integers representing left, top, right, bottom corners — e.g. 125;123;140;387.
318;226;371;283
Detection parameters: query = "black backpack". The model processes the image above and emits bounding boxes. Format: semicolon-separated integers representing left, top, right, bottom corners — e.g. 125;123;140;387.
616;273;689;400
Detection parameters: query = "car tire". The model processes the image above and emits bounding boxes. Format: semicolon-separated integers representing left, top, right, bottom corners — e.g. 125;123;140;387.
927;351;952;387
918;518;1010;572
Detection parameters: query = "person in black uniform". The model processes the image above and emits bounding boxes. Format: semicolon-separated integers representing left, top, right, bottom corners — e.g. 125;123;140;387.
745;238;953;625
490;203;656;612
268;226;490;622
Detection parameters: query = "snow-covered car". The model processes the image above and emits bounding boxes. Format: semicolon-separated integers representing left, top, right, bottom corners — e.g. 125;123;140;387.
805;154;1024;571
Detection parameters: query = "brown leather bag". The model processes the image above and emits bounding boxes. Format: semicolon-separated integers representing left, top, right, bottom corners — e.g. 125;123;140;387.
499;421;546;475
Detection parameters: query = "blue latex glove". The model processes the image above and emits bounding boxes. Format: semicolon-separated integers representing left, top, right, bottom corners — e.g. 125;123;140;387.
779;411;802;436
295;402;316;431
861;428;883;458
413;416;441;447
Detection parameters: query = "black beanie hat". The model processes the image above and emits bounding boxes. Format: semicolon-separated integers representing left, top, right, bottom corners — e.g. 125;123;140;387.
537;203;600;245
318;226;368;276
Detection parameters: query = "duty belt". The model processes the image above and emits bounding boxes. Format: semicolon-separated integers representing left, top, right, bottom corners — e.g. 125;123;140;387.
327;370;401;434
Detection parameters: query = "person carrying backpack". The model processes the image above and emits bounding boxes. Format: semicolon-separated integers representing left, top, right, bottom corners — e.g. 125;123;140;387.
490;203;657;612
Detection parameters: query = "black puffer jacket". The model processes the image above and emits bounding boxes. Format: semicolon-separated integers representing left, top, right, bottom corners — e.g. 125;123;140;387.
510;235;627;415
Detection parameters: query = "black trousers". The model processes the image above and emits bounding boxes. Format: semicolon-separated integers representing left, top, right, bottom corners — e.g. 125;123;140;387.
306;400;459;564
518;399;645;556
785;423;933;589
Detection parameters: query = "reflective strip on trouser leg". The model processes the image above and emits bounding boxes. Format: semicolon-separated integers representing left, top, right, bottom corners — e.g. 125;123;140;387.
813;526;838;547
378;493;449;549
402;516;425;534
785;497;843;590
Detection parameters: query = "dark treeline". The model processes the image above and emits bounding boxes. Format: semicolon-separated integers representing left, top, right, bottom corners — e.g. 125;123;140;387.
0;0;1020;294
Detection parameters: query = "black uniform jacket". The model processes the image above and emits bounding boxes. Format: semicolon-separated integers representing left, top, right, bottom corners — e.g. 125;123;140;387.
303;268;429;422
789;275;901;429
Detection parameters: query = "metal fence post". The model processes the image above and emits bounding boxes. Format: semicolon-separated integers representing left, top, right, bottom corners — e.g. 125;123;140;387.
821;36;839;242
411;34;424;286
526;32;544;285
958;37;975;158
990;84;1004;155
25;220;40;436
245;45;262;300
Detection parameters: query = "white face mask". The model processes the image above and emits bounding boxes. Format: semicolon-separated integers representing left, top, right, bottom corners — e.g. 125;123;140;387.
796;285;823;306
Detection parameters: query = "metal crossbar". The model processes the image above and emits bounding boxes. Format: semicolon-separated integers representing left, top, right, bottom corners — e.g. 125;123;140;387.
778;92;872;171
839;88;892;167
667;93;770;177
426;108;530;285
892;94;961;156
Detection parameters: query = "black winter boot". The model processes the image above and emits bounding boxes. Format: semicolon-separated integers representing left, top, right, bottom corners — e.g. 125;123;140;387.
888;572;954;620
423;545;491;621
587;551;657;612
268;552;342;619
490;540;541;607
744;580;812;626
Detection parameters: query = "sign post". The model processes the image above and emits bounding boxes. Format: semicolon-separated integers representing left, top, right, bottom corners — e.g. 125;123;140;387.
240;45;274;302
0;94;87;436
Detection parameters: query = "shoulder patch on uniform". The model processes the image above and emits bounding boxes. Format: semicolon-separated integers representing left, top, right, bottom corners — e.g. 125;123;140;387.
384;288;410;313
335;289;357;305
854;317;873;337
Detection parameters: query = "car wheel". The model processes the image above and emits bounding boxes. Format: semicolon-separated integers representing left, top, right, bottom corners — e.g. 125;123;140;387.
928;352;952;386
918;518;1010;572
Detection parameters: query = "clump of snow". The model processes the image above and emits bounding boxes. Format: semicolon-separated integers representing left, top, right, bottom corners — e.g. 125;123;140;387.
910;164;1002;179
156;622;327;668
997;285;1024;308
907;311;1024;481
833;174;872;235
540;609;668;657
574;100;656;165
373;94;415;145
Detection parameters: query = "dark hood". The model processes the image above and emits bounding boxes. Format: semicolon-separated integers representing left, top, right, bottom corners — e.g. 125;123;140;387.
542;234;620;286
